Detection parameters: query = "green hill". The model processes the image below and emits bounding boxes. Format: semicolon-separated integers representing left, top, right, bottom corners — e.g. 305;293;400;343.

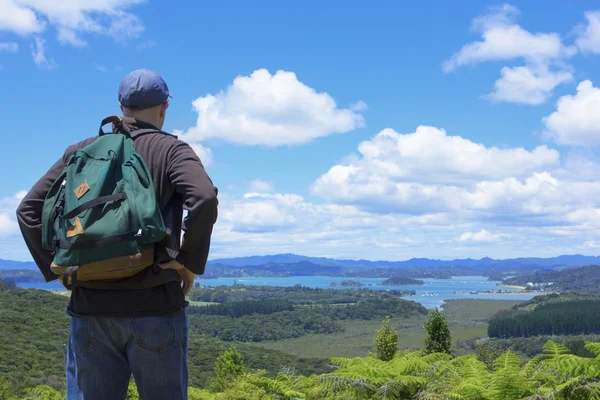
0;284;329;395
503;265;600;294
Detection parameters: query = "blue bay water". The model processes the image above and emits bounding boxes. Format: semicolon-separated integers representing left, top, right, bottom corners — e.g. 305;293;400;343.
197;276;535;309
18;275;535;309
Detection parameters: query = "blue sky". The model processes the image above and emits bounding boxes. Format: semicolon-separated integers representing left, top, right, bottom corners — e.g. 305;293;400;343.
3;1;600;261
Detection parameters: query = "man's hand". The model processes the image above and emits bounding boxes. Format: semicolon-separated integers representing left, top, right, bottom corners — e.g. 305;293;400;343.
159;260;196;296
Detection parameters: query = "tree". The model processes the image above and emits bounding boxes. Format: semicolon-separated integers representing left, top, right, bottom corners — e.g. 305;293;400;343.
373;316;398;361
423;308;452;355
212;345;245;392
475;340;507;369
2;280;16;291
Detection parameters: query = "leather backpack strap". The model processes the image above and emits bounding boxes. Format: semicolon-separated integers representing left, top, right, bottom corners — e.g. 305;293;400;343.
99;115;132;137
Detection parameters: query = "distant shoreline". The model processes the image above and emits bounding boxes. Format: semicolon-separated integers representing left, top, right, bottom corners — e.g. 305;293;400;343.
498;284;527;290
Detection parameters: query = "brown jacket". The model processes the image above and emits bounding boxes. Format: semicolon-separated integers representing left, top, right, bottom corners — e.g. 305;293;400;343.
16;117;218;289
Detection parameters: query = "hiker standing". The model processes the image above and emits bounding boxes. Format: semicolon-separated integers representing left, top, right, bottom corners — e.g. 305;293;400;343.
16;69;218;400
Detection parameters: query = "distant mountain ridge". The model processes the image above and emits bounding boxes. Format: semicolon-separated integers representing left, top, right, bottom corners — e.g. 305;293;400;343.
0;259;37;270
209;253;600;269
3;254;600;273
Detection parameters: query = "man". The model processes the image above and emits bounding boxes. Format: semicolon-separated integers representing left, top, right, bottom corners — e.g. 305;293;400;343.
16;69;218;400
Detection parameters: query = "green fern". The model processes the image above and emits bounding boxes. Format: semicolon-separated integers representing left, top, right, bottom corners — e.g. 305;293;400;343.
20;385;65;400
554;376;600;400
540;340;571;359
585;342;600;358
492;350;522;372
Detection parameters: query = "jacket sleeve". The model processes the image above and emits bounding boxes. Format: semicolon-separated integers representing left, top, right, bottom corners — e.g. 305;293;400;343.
16;156;66;282
166;140;218;274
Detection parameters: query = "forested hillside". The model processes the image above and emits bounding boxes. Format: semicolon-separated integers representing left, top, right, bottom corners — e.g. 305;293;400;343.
186;285;428;342
503;265;600;294
5;280;600;399
488;299;600;338
0;284;330;395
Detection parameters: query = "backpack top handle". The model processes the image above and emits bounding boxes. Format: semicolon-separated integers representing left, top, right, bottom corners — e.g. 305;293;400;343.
99;115;132;137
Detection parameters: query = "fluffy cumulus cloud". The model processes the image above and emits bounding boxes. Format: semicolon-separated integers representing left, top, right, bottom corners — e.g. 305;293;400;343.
189;142;213;168
309;125;600;246
311;126;560;214
543;80;600;146
575;11;600;53
443;5;570;71
179;69;366;147
444;4;575;105
0;0;144;46
0;191;26;237
209;191;445;260
486;64;573;105
186;123;600;259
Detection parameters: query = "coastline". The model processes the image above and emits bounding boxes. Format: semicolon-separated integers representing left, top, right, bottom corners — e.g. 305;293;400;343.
498;284;527;290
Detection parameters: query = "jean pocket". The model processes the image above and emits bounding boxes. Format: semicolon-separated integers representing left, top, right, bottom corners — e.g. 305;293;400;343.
71;318;94;356
130;315;177;354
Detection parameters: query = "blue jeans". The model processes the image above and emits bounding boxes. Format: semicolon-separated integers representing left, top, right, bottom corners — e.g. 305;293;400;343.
66;309;188;400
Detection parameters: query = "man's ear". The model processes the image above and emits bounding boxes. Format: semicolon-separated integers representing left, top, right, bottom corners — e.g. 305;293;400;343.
119;103;124;113
160;101;169;117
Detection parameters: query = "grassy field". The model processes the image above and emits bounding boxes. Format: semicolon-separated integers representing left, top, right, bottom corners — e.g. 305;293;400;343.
256;299;521;358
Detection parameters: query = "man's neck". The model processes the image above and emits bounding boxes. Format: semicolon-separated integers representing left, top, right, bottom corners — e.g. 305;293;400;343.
127;117;162;130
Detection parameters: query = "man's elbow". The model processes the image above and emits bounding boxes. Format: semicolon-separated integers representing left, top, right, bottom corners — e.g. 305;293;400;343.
15;197;27;225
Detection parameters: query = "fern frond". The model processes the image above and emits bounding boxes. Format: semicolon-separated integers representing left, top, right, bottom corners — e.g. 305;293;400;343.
540;340;570;359
492;350;521;373
540;354;598;380
449;381;489;400
585;342;600;358
329;357;352;367
554;376;600;400
522;354;543;378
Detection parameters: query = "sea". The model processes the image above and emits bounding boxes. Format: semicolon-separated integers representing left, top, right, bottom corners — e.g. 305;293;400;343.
17;275;535;309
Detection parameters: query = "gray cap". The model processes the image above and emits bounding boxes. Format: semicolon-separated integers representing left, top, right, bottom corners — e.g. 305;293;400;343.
118;69;172;110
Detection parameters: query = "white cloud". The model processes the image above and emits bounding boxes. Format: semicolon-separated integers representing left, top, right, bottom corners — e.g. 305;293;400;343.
31;36;56;70
189;142;213;168
179;68;365;146
222;193;302;233
310;125;600;225
444;5;572;72
350;100;368;112
0;0;44;35
248;179;273;193
0;213;18;237
313;125;558;192
543;80;600;146
58;27;87;47
583;240;600;248
94;63;107;72
0;42;18;52
576;11;600;53
444;4;575;105
0;191;26;237
0;0;144;47
486;64;573;105
458;230;501;243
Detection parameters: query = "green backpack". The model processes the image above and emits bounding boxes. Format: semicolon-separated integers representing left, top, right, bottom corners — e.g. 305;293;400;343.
41;116;168;289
